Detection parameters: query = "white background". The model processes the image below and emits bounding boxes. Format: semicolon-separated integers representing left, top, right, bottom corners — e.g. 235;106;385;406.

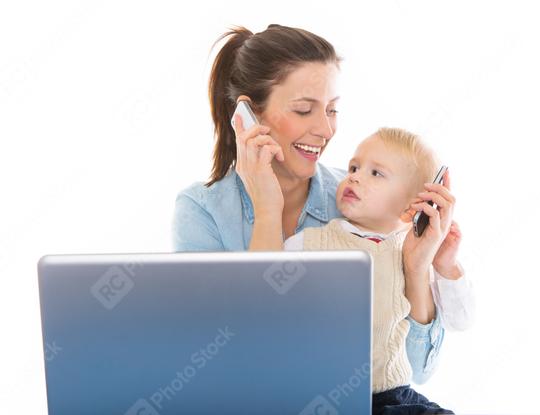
1;1;539;413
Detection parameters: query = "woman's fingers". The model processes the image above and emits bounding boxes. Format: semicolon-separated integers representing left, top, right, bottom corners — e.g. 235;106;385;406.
233;114;245;136
234;120;272;171
245;135;284;165
245;134;278;150
259;144;285;165
233;115;246;169
239;126;271;148
233;116;271;146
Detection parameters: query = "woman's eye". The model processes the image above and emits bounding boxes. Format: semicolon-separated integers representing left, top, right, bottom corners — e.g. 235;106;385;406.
328;109;339;115
295;110;311;116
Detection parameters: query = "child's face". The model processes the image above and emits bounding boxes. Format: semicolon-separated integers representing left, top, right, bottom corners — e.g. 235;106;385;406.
336;134;416;233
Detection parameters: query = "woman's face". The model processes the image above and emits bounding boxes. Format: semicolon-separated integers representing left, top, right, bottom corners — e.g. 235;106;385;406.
258;62;340;181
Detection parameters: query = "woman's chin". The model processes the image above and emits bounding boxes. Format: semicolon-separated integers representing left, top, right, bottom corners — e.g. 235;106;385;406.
294;164;318;180
276;160;318;181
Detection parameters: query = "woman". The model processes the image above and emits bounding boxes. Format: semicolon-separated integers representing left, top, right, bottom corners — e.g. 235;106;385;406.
173;24;458;413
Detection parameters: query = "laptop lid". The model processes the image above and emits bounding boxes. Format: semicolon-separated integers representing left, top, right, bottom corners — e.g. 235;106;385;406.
38;250;372;414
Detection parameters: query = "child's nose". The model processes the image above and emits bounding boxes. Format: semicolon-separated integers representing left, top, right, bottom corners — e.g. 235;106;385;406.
348;174;359;184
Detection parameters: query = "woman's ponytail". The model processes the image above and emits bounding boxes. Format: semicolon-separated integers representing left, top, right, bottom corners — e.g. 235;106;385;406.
207;26;253;187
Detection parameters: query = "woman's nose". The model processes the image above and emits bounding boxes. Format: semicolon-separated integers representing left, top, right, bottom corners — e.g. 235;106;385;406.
311;113;334;140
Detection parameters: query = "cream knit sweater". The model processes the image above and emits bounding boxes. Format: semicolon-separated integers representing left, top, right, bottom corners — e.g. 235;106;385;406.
303;218;412;393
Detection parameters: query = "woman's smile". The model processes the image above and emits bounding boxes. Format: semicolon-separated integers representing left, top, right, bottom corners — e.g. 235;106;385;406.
292;142;322;162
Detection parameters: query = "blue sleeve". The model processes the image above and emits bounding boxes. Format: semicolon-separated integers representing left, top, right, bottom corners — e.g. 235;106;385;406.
405;309;445;384
172;192;224;252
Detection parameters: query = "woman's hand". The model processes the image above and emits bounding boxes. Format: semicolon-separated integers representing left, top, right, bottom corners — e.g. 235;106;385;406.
402;169;456;275
233;112;285;219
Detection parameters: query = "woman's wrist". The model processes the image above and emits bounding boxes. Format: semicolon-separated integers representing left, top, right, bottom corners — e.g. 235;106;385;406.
254;208;283;222
249;212;283;251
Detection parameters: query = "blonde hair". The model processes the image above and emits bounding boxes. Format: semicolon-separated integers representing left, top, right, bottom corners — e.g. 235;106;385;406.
375;127;441;198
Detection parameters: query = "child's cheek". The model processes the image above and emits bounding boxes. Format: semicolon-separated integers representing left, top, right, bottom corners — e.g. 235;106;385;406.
362;183;376;198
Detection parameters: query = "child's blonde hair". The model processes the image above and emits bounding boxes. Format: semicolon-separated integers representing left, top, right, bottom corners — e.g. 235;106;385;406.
375;127;441;199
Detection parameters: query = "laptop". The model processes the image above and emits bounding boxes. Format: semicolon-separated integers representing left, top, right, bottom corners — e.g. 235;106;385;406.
37;250;373;414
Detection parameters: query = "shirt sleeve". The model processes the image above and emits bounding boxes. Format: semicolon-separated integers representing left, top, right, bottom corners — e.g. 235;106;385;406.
406;310;445;384
430;263;476;331
172;192;224;252
283;231;305;251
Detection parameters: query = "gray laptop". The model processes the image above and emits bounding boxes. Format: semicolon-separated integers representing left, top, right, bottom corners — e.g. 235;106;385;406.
37;250;373;414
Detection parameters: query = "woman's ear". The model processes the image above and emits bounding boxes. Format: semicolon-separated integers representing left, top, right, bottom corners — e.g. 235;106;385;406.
236;95;252;104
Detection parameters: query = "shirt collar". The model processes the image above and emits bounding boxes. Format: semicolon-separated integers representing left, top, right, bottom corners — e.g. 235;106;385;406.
339;218;409;240
234;164;329;225
340;219;389;240
304;164;329;222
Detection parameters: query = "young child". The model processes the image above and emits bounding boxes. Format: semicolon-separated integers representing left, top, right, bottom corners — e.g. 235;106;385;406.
283;127;474;414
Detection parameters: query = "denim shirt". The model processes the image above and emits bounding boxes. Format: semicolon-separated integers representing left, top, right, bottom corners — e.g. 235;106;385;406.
172;163;444;384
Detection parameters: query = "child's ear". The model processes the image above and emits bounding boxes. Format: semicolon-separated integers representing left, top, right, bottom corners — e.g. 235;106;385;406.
400;196;422;223
400;209;414;223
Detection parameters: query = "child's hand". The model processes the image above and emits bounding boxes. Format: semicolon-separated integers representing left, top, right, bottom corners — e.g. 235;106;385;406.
433;220;464;280
401;169;455;276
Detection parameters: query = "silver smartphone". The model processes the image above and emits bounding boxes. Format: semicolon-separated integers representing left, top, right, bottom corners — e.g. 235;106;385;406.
231;100;259;131
413;165;449;237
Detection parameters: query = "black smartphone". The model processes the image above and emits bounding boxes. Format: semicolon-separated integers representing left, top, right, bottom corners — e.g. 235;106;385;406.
413;165;449;237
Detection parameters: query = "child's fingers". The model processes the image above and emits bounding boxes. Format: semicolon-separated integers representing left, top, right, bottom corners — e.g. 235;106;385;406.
402;197;424;221
411;201;441;231
418;191;451;210
424;182;456;206
450;222;462;237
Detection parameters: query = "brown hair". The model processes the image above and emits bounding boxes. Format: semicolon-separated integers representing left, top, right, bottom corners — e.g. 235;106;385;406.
206;24;342;186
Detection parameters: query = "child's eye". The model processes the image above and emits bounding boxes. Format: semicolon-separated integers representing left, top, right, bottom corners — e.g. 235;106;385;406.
372;170;383;177
349;165;358;173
